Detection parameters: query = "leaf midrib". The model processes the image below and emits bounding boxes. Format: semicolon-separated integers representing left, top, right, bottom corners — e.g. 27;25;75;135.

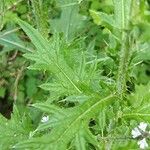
53;94;114;145
18;20;81;93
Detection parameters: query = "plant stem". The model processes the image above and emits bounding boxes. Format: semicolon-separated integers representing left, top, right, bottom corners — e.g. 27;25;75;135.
117;31;130;97
31;0;49;39
115;0;133;98
0;0;5;30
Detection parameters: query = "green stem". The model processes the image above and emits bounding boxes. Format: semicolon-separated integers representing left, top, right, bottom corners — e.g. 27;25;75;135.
31;0;49;39
117;31;130;97
115;0;133;98
0;0;5;30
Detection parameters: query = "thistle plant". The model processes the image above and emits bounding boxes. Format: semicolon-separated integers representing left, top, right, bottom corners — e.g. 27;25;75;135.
0;0;150;149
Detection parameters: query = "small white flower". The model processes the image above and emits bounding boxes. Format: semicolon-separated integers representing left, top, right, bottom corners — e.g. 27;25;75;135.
132;127;141;138
137;138;148;149
131;122;149;149
139;122;148;131
41;115;49;123
131;122;148;138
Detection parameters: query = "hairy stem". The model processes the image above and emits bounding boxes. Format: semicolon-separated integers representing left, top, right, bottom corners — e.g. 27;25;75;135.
0;0;5;30
117;31;130;97
115;0;133;97
31;0;49;39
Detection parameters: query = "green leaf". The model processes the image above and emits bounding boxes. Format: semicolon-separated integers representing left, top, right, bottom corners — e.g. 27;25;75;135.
0;28;32;54
31;103;62;114
14;94;115;149
51;0;85;41
132;43;150;63
17;19;82;94
75;127;86;150
0;105;33;149
98;108;106;134
61;94;90;103
90;10;115;27
123;84;150;121
17;19;50;54
40;82;66;92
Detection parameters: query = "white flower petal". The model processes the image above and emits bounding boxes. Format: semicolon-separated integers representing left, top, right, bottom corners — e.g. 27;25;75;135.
131;127;141;138
138;122;148;131
41;116;49;123
137;138;148;149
